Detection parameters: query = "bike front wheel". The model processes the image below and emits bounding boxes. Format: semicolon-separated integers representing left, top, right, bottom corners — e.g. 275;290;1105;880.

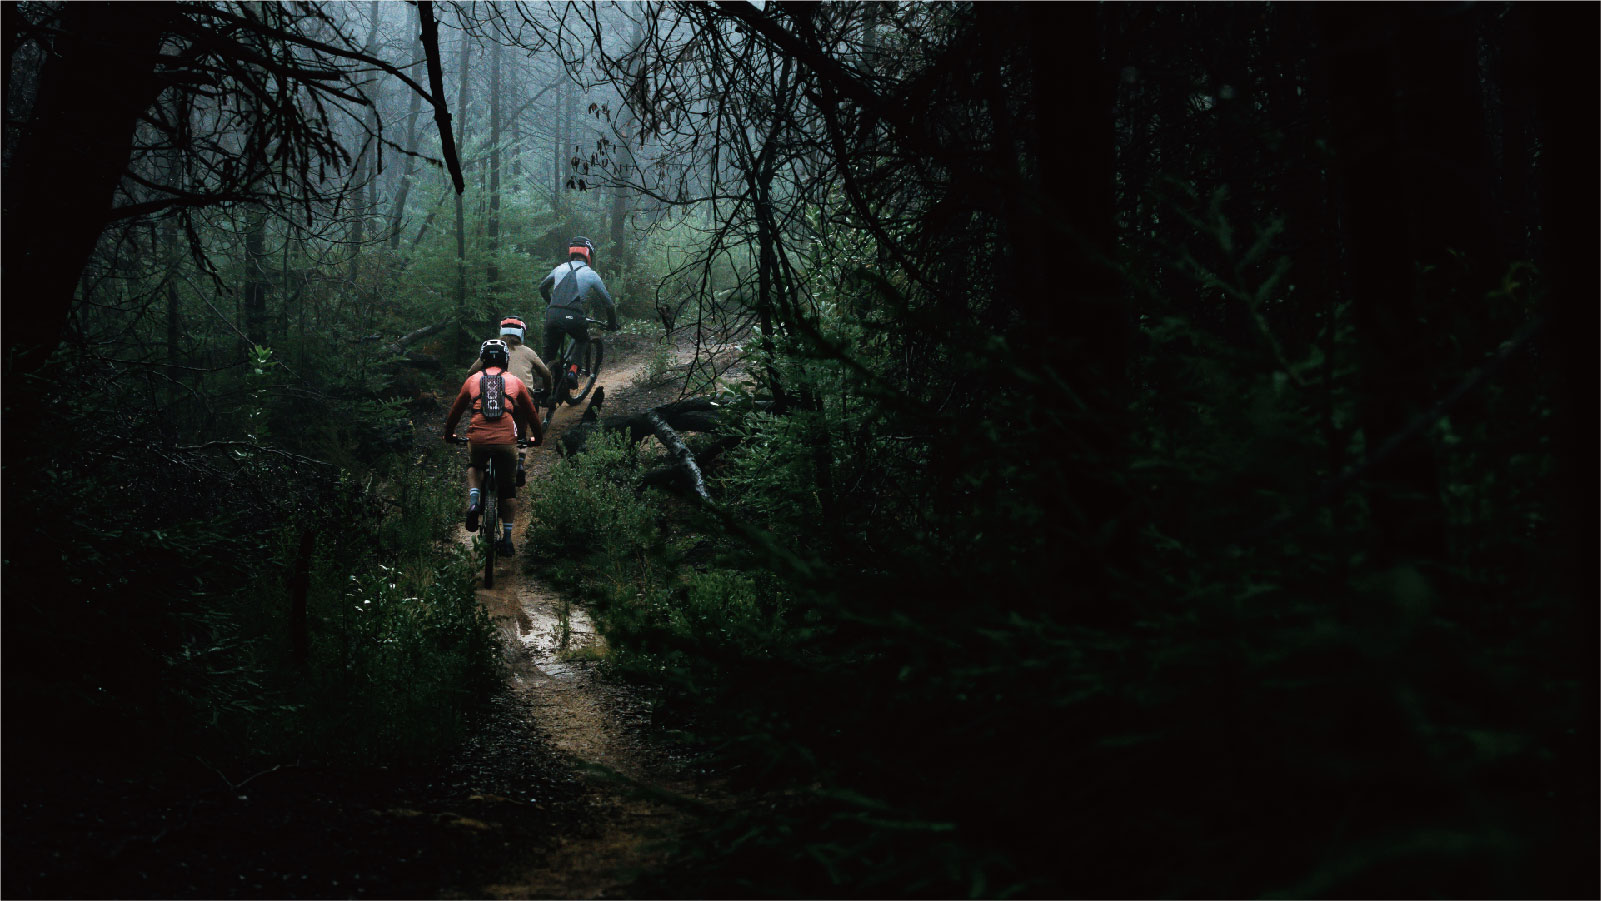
482;464;499;588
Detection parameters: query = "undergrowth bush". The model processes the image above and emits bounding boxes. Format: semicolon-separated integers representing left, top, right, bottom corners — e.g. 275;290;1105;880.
227;446;499;766
526;429;799;695
528;429;659;578
530;231;1584;900
5;355;500;780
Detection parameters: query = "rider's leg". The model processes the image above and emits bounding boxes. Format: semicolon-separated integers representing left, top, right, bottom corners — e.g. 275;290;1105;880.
465;445;486;530
499;497;516;546
573;332;591;375
542;316;565;375
547;313;583;385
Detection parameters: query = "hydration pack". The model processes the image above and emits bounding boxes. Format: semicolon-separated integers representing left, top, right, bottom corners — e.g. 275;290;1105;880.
479;370;507;420
551;262;584;310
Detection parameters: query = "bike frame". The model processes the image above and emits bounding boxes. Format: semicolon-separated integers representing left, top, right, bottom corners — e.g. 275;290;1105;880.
449;435;508;588
540;318;606;427
480;454;499;588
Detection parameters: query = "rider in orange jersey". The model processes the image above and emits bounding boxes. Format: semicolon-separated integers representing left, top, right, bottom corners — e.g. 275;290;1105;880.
443;339;542;556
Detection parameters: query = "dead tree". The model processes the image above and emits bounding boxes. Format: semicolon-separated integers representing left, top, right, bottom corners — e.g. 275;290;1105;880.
645;409;712;502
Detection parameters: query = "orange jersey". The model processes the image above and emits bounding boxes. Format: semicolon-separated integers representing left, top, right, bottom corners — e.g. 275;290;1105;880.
444;368;536;445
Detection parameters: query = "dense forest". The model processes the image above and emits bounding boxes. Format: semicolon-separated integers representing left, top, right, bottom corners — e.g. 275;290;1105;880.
4;2;1595;898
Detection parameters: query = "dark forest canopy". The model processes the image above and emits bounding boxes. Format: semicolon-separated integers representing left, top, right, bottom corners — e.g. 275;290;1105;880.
3;2;1596;897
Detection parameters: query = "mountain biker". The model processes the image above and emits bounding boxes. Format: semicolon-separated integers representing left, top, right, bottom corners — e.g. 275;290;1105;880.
539;236;619;388
468;315;553;396
469;316;552;452
443;339;543;557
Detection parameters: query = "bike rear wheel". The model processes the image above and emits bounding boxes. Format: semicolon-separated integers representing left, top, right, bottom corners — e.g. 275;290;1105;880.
482;461;499;588
570;338;604;404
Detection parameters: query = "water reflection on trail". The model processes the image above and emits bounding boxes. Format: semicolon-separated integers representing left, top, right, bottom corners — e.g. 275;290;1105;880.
515;600;601;680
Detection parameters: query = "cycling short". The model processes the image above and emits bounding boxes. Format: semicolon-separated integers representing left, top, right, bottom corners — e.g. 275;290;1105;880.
467;442;518;499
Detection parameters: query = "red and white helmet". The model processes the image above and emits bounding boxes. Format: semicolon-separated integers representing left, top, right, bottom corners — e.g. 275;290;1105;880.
499;316;526;341
567;235;595;266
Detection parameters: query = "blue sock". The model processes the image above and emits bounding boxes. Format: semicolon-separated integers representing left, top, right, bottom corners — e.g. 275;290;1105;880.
502;521;513;540
469;488;481;507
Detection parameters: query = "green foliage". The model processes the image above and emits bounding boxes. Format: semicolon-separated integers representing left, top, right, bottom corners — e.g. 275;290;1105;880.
638;339;675;387
528;428;659;573
13;4;1582;894
263;543;498;765
537;181;1583;898
6;336;499;784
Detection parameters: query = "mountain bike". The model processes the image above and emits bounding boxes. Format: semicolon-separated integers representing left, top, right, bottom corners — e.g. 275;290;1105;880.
537;317;606;428
448;436;510;588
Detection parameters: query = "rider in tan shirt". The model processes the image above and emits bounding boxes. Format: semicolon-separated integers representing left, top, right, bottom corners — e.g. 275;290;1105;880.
468;315;552;395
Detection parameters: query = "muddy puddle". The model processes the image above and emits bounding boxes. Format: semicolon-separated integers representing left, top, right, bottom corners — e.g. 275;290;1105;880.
513;600;600;678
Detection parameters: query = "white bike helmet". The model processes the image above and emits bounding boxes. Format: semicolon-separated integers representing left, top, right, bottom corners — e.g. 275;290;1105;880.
479;339;511;369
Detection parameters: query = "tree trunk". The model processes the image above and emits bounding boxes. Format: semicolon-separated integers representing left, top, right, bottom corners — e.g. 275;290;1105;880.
163;140;185;386
487;40;502;301
454;29;473;358
386;316;452;355
416;1;465;194
3;3;170;379
608;106;634;274
1021;3;1127;619
565;78;578;192
289;528;315;666
1320;5;1494;569
609;141;629;273
553;79;564;202
861;1;881;69
645;410;713;503
609;18;646;275
243;209;270;351
388;21;427;251
350;0;381;264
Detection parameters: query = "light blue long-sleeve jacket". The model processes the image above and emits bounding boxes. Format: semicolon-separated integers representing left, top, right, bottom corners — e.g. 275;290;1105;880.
538;260;618;328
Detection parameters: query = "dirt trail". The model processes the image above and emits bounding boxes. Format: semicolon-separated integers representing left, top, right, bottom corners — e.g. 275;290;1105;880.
452;349;715;899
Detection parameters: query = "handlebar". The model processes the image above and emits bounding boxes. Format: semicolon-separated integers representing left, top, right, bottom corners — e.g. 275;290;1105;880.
446;435;534;448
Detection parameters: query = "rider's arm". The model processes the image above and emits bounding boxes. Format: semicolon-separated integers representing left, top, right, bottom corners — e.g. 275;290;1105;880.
515;387;543;446
588;272;620;331
527;351;553;391
442;378;474;438
538;272;555;304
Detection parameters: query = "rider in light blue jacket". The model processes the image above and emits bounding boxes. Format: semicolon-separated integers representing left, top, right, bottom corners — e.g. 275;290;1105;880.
538;235;618;386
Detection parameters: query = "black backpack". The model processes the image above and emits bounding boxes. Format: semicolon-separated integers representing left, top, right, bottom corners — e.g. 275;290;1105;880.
479;369;507;420
551;261;584;310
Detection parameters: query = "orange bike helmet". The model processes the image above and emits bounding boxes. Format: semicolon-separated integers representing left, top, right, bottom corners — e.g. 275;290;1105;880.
567;235;594;266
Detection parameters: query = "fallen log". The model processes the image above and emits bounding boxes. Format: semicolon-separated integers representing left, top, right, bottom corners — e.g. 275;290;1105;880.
386;316;451;355
638;435;742;495
562;395;730;456
645;409;712;503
